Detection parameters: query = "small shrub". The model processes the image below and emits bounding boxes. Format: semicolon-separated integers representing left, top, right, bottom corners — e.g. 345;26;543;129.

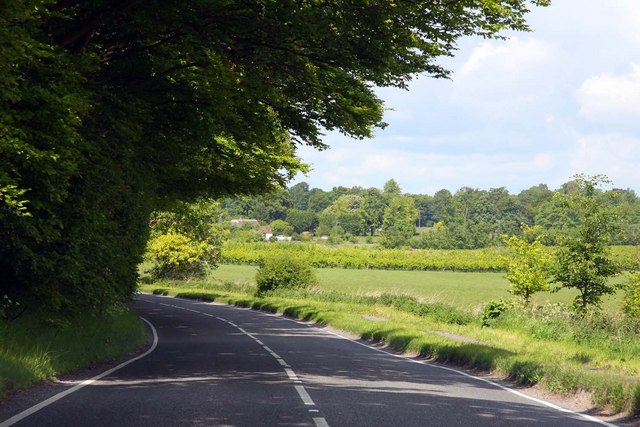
255;256;317;295
147;233;209;279
376;293;472;325
482;298;513;327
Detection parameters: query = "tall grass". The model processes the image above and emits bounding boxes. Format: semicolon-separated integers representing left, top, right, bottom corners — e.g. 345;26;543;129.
0;307;144;396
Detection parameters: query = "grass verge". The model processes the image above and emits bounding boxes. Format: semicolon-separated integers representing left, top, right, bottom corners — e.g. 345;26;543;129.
140;278;640;417
0;306;145;397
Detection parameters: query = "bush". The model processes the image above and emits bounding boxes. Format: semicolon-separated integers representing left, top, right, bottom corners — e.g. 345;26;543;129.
482;298;513;327
147;233;210;279
255;256;317;295
377;293;472;325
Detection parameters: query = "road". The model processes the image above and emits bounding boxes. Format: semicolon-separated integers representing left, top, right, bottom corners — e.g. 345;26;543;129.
1;294;616;426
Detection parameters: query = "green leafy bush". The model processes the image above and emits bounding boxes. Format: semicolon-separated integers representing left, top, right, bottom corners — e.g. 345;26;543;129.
482;298;513;327
147;233;210;279
255;256;317;295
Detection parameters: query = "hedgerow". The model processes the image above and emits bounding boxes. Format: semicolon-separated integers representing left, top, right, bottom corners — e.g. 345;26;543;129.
222;242;639;273
222;242;508;272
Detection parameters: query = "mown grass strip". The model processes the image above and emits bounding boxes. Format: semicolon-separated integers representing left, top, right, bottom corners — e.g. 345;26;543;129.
0;308;144;397
139;282;640;416
209;264;624;311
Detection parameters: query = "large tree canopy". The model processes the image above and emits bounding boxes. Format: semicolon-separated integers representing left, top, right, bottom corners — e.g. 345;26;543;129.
1;0;547;315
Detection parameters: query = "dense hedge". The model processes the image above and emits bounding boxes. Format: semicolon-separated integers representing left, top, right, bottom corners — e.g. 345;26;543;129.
222;242;508;272
222;242;640;273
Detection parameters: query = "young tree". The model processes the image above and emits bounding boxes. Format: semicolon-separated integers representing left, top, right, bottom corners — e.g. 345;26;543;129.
380;197;418;248
502;225;552;306
552;175;622;313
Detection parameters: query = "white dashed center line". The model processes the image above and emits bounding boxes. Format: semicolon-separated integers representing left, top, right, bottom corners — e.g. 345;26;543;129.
154;299;330;426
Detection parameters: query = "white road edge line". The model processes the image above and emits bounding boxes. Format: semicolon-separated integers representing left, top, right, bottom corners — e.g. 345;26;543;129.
0;317;159;427
152;295;618;427
321;328;619;427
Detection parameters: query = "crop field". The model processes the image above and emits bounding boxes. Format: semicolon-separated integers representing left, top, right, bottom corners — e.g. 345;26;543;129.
221;241;640;272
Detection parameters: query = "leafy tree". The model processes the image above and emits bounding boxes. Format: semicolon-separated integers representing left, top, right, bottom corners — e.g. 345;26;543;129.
362;188;387;235
288;182;311;211
307;188;333;213
270;219;294;236
552;175;622;313
502;225;552;306
146;233;210;279
411;194;433;227
150;199;227;271
286;209;318;234
518;184;553;224
383;179;402;196
1;0;548;314
380;196;418;248
318;194;367;236
431;189;456;224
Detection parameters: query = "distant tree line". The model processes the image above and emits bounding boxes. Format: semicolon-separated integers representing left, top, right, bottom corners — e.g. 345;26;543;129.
221;178;640;249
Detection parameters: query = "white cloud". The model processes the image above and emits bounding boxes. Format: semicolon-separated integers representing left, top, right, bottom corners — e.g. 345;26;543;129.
569;134;640;187
577;64;640;124
450;37;563;116
459;38;554;76
290;2;640;196
295;142;566;194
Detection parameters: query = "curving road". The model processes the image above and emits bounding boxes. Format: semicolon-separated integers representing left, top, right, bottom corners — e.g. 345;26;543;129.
1;294;617;426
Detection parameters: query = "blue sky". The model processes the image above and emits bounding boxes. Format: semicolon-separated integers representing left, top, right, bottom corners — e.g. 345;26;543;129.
292;0;640;195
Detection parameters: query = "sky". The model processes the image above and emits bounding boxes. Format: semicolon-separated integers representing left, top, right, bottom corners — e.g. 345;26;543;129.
291;0;640;196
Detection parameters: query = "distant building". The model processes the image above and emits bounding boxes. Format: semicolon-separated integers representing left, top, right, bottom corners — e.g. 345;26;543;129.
259;226;273;241
230;219;259;228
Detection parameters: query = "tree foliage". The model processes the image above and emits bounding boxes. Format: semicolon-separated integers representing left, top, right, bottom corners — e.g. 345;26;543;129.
147;233;210;280
255;256;317;295
623;272;640;318
552;175;622;313
269;219;294;236
502;225;551;305
380;196;418;248
149;199;227;272
2;0;547;314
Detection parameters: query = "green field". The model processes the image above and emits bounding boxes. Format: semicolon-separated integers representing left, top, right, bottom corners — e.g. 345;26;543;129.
211;264;624;311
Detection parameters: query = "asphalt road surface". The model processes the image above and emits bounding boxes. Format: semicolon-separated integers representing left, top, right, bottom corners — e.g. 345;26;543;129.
1;294;618;426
